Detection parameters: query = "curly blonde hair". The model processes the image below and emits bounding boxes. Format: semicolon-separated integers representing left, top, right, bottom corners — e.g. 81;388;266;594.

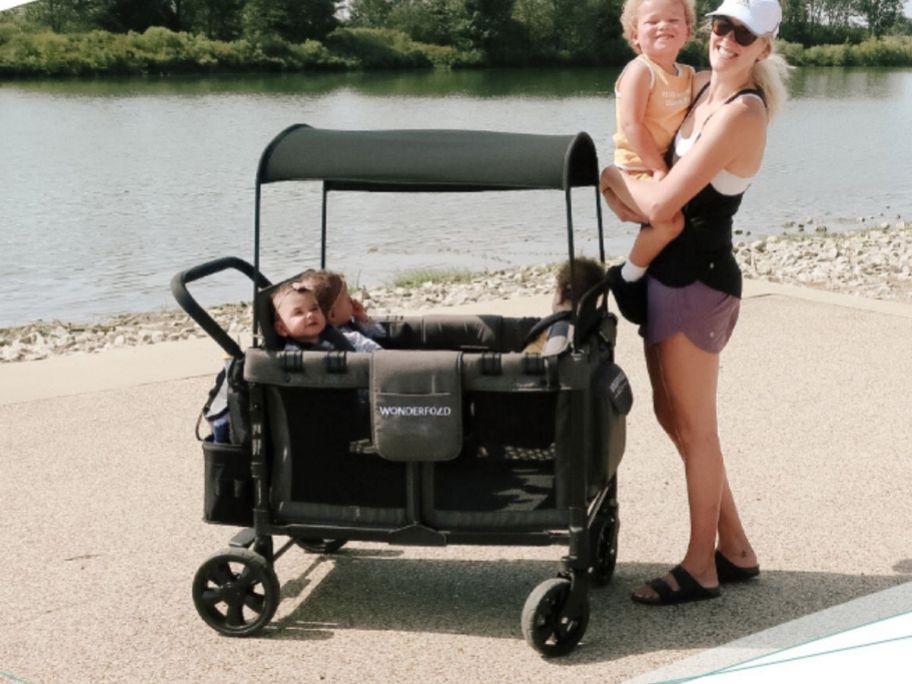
620;0;696;53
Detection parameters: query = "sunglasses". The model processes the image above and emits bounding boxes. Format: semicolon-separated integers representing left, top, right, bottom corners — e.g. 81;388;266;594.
711;17;759;46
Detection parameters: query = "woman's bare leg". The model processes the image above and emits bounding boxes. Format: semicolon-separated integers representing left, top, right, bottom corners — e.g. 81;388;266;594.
646;342;758;570
645;343;679;449
634;332;755;599
717;471;757;567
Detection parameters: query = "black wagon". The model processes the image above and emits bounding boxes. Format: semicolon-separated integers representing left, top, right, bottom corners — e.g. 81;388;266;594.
172;126;632;656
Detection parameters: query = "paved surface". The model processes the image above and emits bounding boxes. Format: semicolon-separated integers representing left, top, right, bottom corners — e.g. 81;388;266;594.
633;582;912;683
1;280;911;683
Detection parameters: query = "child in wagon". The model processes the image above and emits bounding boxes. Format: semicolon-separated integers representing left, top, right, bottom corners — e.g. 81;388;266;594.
209;280;342;442
271;280;339;351
303;270;386;352
524;257;606;355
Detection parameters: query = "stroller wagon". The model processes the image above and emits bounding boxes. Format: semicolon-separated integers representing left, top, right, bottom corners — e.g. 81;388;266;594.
172;126;632;656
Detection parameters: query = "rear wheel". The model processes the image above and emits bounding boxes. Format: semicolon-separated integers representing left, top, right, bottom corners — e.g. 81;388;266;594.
521;577;589;657
192;547;280;637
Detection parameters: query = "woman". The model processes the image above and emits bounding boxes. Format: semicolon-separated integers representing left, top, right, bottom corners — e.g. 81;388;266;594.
600;0;790;605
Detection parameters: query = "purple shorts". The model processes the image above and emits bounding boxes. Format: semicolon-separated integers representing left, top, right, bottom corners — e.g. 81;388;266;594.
642;277;740;353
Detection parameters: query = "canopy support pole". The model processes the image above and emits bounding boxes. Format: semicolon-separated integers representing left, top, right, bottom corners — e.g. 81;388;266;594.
565;187;577;312
595;185;605;263
253;182;262;346
321;185;328;269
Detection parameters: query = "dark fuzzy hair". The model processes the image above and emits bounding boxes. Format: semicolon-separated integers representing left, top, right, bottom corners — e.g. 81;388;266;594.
555;257;605;304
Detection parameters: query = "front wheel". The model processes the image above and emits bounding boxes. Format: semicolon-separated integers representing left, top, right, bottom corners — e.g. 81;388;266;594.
192;547;280;637
521;578;589;657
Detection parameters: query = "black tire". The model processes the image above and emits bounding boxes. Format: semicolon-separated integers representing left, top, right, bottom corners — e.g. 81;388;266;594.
192;547;280;637
521;578;589;657
590;506;619;586
294;538;347;554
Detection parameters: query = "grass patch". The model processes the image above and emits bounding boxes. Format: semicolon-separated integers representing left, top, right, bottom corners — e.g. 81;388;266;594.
389;268;478;289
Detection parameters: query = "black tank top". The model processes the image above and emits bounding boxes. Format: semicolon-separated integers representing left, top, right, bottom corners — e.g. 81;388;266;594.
649;86;766;298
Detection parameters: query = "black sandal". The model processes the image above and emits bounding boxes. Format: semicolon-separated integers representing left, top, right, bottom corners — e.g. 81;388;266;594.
631;565;721;606
715;550;760;583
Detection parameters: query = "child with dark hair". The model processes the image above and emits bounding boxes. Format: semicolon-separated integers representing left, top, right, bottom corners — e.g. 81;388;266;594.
525;257;606;355
553;257;607;310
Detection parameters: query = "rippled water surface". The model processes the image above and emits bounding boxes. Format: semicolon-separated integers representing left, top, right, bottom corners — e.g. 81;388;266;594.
1;67;910;326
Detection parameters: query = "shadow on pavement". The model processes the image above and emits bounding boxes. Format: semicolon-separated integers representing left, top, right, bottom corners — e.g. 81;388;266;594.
263;551;909;662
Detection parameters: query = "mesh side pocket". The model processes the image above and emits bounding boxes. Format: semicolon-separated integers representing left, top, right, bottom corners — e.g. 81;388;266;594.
202;440;253;526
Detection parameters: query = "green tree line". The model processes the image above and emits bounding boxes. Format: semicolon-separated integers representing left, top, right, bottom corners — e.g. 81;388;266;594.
1;0;911;77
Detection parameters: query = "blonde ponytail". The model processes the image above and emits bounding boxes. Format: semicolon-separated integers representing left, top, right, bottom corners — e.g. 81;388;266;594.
752;46;791;120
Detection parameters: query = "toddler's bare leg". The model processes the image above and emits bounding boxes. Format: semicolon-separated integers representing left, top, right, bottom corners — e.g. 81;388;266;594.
600;167;648;223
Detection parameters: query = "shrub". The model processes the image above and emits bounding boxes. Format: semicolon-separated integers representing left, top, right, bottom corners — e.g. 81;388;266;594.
1;24;909;76
803;43;853;66
0;20;23;46
416;41;483;68
851;36;912;66
290;39;346;67
777;40;807;66
780;36;912;67
325;27;433;69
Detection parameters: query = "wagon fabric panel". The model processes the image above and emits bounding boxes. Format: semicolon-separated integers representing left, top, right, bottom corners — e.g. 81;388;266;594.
243;313;625;533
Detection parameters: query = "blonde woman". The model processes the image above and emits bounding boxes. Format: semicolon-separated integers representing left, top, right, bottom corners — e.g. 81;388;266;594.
600;0;790;605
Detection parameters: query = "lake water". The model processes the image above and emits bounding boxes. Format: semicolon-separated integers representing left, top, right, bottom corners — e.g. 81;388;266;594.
1;66;911;327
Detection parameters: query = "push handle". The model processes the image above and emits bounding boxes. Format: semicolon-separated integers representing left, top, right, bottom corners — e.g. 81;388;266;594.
573;274;613;349
170;256;270;358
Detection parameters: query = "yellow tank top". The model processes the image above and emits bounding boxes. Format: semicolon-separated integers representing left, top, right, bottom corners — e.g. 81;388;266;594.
613;54;694;171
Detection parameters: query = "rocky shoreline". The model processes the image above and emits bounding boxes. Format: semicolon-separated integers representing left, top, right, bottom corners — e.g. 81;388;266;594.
2;223;910;364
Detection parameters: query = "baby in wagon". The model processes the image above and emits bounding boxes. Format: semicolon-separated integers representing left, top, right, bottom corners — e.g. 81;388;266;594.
303;270;386;352
271;280;340;351
206;281;337;441
524;257;606;355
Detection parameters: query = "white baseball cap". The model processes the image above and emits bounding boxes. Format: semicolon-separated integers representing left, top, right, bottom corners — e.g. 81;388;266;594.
707;0;782;37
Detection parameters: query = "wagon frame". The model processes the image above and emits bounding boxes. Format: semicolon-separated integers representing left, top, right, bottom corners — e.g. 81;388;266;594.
172;125;629;656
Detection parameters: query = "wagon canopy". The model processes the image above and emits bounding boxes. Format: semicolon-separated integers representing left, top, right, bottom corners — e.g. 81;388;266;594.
257;125;600;192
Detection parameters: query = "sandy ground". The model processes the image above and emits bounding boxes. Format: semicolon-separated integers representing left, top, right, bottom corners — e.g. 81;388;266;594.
1;280;911;683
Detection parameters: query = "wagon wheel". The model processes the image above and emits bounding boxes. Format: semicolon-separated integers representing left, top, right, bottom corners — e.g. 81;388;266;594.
192;547;280;637
521;577;589;657
294;538;347;554
589;506;619;586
